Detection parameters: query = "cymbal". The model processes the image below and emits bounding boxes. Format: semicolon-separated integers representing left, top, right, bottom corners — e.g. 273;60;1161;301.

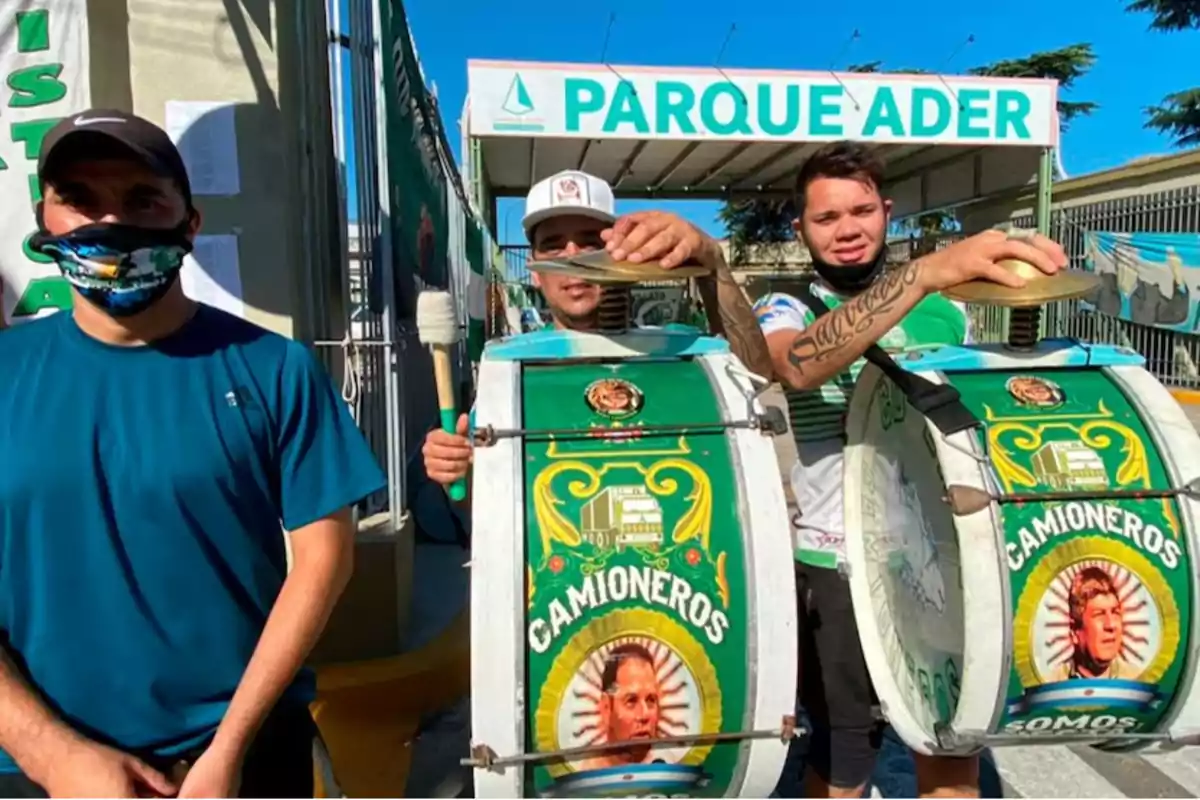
941;259;1101;307
527;249;712;284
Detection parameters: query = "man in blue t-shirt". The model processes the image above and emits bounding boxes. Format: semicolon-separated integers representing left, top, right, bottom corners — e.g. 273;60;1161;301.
0;110;386;798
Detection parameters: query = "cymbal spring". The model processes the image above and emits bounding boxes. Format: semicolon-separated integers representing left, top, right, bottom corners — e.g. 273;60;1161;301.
598;285;633;334
1007;307;1041;350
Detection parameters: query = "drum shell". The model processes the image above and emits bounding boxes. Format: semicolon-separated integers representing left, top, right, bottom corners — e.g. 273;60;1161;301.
468;337;796;797
845;361;1200;756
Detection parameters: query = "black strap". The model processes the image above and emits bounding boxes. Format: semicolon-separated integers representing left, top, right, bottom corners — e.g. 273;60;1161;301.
794;280;980;436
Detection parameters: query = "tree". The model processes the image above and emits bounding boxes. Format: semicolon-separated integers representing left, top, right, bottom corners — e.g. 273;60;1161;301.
720;46;1097;261
968;43;1098;129
1146;88;1200;148
1125;0;1200;30
1127;0;1200;147
717;197;796;265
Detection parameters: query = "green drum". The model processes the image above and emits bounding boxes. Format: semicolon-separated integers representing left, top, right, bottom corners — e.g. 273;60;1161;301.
467;329;797;797
844;341;1200;754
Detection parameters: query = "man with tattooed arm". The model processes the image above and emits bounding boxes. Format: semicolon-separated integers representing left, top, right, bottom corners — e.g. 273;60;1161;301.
752;142;1067;799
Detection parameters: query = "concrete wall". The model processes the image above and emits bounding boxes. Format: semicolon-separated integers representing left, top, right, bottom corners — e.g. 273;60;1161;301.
86;0;413;662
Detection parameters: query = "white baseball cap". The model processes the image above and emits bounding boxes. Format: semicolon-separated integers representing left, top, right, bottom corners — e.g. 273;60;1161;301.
522;170;616;239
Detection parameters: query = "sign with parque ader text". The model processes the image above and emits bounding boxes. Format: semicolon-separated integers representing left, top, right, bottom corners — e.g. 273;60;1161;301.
467;61;1058;147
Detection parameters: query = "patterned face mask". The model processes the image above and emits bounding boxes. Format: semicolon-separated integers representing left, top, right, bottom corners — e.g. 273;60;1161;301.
30;221;194;317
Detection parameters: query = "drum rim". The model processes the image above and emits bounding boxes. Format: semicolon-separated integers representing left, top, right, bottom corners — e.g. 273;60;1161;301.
843;364;1009;756
699;354;799;796
1105;365;1200;747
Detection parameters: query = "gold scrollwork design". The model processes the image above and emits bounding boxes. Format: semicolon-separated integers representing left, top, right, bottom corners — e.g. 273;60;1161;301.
644;458;713;551
530;457;715;568
987;419;1150;494
1079;421;1150;488
531;460;599;557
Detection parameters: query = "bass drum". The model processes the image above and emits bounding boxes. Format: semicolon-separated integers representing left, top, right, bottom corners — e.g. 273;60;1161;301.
469;329;797;797
843;342;1200;755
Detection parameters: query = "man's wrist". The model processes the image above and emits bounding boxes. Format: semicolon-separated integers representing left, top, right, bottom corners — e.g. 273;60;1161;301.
19;723;86;786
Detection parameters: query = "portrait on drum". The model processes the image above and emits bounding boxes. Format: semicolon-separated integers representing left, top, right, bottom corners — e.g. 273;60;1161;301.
752;140;1070;799
1048;566;1136;682
422;168;771;496
578;643;666;771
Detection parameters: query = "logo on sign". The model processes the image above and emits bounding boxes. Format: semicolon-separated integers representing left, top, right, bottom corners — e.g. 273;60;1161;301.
497;73;543;132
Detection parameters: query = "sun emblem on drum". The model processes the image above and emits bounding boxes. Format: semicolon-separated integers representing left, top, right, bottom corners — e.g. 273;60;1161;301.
584;378;644;419
1007;375;1066;409
558;636;699;770
1033;559;1157;683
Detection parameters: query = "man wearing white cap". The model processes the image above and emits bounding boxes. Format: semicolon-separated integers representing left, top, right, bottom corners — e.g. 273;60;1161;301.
422;169;769;490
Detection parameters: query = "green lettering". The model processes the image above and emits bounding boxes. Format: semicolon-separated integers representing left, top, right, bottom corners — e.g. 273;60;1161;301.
12;118;61;158
809;85;843;135
564;78;605;132
956;88;990;139
699;82;751;136
757;83;800;136
655;81;696;135
995;90;1031;139
16;10;51;53
12;275;71;318
28;174;41;202
911;88;951;137
862;86;905;137
603;80;648;134
7;63;67;108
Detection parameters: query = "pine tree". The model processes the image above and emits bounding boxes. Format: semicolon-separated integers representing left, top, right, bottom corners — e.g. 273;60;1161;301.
1126;0;1200;146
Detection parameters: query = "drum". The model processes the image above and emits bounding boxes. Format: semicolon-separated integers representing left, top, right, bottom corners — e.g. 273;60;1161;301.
843;338;1200;755
467;327;797;797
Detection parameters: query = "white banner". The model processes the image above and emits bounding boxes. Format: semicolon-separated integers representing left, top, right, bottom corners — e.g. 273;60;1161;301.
0;1;90;325
468;61;1059;147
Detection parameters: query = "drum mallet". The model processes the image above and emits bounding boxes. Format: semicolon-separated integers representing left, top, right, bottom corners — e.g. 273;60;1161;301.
417;290;468;502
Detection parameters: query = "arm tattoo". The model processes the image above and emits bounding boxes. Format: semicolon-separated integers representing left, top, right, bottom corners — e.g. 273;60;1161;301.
786;261;921;376
699;268;774;378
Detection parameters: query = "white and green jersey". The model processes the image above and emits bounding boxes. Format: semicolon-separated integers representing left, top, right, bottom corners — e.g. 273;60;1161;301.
753;281;971;569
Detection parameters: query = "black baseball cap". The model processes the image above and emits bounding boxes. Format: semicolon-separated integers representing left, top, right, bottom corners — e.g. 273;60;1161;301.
38;109;193;205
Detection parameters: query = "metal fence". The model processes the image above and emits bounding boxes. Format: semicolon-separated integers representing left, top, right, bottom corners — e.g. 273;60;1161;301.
969;184;1200;386
320;0;406;526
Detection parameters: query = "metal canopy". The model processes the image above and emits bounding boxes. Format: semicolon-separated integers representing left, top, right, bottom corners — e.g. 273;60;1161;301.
465;60;1058;218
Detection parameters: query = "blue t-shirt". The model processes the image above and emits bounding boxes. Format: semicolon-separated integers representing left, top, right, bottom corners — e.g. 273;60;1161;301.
0;305;386;770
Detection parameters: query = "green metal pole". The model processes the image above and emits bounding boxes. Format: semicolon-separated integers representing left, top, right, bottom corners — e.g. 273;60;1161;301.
1035;146;1054;236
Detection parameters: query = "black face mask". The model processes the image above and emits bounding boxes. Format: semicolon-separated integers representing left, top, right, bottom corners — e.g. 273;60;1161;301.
811;244;888;295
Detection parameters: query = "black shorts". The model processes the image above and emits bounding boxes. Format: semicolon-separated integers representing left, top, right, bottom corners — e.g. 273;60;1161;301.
0;702;316;799
797;562;881;789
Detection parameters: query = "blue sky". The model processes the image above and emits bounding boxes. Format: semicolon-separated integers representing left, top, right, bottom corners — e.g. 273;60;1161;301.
338;0;1198;244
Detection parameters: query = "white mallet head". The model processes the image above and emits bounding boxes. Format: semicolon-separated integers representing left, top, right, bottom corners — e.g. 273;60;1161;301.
416;290;460;346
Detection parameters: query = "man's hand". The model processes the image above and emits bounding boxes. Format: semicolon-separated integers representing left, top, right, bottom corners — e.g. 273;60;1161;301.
915;229;1067;294
41;739;176;799
602;211;719;269
423;413;472;489
176;744;242;799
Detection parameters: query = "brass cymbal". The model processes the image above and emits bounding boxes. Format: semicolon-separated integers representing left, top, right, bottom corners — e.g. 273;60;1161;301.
527;249;712;284
941;259;1101;307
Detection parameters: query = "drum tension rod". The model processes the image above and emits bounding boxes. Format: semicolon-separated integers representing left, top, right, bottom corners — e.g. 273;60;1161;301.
472;410;788;447
462;715;802;772
944;479;1200;516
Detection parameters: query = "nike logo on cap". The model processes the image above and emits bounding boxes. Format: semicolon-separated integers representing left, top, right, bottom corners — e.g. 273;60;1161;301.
73;116;126;127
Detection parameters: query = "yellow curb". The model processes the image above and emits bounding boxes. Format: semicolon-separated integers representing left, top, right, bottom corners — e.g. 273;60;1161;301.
1170;388;1200;405
312;610;470;797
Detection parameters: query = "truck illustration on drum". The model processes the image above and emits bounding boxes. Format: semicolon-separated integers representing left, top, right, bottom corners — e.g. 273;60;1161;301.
1031;440;1109;492
580;485;665;550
